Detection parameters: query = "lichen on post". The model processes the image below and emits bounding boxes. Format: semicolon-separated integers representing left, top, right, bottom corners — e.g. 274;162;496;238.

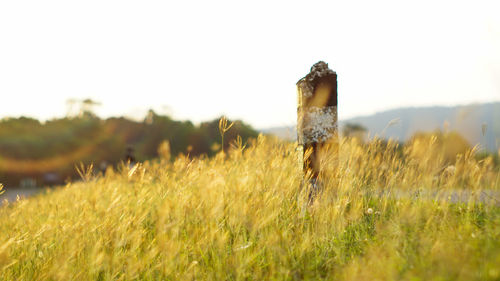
297;61;338;198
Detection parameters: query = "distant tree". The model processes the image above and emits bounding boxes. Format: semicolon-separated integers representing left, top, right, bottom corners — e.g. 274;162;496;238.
405;130;471;164
65;98;78;117
343;123;367;140
80;99;101;118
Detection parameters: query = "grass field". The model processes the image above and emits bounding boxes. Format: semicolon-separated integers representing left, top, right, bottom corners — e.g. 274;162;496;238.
0;135;499;280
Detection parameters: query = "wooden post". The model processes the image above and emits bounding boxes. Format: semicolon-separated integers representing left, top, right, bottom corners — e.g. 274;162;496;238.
297;61;338;198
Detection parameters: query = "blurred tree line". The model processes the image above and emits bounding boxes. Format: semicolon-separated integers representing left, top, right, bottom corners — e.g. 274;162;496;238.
0;110;258;186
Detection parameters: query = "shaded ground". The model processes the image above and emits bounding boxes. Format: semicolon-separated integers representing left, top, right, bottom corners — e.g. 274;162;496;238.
1;185;499;206
0;187;46;205
373;189;500;206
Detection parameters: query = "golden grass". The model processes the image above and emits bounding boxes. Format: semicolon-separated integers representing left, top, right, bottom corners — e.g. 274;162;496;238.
0;136;499;280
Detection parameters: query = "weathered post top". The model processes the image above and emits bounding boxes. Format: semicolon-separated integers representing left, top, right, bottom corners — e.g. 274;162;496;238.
297;61;338;145
297;61;338;199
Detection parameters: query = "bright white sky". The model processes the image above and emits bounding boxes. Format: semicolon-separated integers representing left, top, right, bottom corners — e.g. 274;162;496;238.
1;0;499;129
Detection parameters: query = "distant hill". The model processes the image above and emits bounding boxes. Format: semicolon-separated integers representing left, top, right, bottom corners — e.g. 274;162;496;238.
261;102;500;151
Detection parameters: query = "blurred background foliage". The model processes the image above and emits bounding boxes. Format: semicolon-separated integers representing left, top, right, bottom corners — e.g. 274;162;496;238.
0;110;257;187
1;102;498;188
